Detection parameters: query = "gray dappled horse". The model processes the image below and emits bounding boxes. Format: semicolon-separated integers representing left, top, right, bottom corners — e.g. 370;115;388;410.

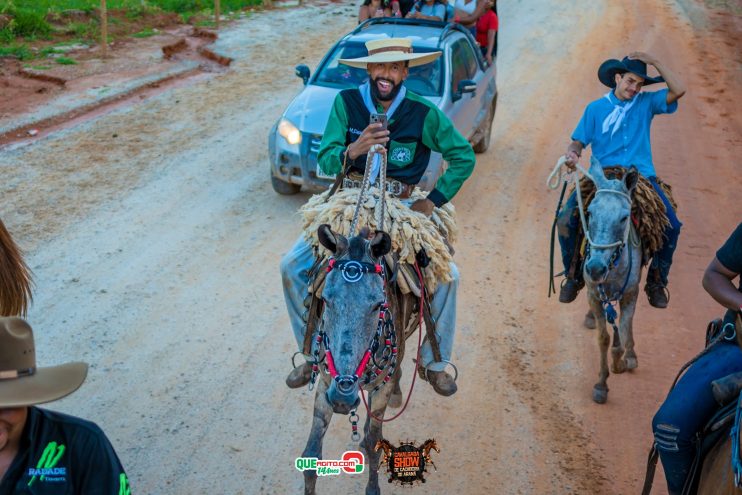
301;224;418;495
582;161;643;404
0;217;32;316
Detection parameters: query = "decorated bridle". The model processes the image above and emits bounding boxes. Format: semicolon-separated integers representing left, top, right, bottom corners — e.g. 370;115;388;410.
308;255;400;440
310;257;398;388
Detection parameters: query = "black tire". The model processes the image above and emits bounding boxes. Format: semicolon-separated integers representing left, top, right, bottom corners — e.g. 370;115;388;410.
472;94;497;154
271;174;301;195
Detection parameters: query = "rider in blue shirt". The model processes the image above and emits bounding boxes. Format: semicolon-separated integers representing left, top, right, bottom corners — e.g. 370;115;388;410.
557;52;686;308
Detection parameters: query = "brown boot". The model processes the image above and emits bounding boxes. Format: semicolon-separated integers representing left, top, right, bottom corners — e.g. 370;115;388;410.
285;362;312;389
645;266;669;308
559;277;584;303
645;283;669;308
423;370;457;396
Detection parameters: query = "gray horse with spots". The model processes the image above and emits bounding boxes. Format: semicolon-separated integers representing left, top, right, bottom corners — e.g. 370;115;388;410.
301;224;418;495
582;161;643;404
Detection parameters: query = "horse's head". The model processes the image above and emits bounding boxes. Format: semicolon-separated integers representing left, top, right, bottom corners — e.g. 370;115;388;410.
317;224;392;415
421;439;439;455
584;160;639;284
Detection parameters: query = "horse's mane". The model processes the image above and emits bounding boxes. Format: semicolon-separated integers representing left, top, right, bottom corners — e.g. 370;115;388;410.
0;219;33;316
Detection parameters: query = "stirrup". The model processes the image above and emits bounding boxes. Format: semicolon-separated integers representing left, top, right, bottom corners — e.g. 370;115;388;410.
420;360;459;383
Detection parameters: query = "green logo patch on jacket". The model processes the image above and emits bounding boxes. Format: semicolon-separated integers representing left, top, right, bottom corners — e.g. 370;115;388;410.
388;141;417;167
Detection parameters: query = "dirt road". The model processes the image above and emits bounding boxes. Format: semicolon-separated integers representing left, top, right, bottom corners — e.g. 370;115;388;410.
1;1;740;493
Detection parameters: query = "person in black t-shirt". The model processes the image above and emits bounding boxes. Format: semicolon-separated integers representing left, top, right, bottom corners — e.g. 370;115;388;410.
0;317;130;495
651;222;742;494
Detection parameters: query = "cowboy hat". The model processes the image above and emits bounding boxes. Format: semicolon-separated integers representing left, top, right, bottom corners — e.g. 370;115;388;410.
598;56;664;89
340;38;441;69
0;317;87;408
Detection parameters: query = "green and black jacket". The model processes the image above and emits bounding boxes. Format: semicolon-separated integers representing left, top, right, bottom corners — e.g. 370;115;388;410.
318;88;475;207
0;407;130;495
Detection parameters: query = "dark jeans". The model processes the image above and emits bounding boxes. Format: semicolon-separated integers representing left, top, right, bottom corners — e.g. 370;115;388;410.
556;175;682;284
652;341;742;494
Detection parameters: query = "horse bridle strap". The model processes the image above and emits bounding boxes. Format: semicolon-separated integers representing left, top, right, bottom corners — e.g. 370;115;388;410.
327;258;382;283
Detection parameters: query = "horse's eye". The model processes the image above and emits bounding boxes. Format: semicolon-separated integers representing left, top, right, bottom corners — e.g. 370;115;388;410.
621;215;629;223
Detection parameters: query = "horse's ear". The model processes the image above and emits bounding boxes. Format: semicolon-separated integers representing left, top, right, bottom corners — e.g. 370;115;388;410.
370;230;391;259
588;156;607;187
624;166;639;196
318;224;347;254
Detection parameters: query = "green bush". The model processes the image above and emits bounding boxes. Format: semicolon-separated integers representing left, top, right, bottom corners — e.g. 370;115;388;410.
0;43;31;59
56;56;77;64
8;8;52;38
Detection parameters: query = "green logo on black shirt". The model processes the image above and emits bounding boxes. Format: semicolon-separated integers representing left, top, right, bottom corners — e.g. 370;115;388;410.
28;441;66;486
119;473;131;495
388;141;417;167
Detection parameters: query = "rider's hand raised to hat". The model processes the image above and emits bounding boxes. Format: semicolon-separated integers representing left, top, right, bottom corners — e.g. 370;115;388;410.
347;123;389;160
628;51;686;104
628;51;659;67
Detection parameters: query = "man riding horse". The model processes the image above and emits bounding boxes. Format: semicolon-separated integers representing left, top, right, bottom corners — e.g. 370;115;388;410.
651;223;742;494
557;52;686;308
281;37;475;396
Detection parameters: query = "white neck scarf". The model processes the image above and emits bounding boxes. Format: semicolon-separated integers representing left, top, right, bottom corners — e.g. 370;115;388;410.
601;91;637;137
359;81;407;183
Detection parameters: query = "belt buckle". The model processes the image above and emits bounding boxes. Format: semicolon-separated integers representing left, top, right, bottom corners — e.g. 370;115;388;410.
389;181;402;196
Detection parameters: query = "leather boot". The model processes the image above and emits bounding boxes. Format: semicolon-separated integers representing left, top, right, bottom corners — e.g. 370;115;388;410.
285;361;312;389
559;277;584;303
645;267;669;309
423;369;457;396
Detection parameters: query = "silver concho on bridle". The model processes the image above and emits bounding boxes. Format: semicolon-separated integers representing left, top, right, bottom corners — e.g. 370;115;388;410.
339;261;365;283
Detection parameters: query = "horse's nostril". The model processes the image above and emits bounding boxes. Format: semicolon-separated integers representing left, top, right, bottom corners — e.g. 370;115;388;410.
336;377;356;394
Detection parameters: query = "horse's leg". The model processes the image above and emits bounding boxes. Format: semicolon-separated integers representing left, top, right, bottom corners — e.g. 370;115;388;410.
589;295;610;404
610;307;627;375
302;378;333;495
619;290;639;370
361;386;393;495
388;367;402;408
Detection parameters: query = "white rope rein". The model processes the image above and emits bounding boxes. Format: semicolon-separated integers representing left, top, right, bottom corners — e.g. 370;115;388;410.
349;144;388;236
547;156;633;250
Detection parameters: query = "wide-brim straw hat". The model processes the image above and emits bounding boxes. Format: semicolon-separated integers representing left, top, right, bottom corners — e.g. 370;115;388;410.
340;38;441;69
0;317;88;408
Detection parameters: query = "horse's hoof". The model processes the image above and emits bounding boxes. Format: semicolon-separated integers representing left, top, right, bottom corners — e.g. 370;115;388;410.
625;356;638;370
592;385;608;404
388;392;402;408
611;361;627;374
583;311;596;329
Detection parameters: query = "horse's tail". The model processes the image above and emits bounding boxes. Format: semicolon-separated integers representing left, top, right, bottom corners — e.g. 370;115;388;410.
0;218;33;316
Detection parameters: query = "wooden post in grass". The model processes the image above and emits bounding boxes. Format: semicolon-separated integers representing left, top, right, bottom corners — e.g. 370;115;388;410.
215;0;220;30
100;0;108;57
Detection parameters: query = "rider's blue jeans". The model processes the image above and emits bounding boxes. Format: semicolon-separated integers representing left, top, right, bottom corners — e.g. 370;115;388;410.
652;341;742;494
556;175;682;284
647;176;682;285
280;236;458;372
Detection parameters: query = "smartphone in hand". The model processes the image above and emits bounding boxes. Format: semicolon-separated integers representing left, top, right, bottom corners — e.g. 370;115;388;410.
370;113;388;131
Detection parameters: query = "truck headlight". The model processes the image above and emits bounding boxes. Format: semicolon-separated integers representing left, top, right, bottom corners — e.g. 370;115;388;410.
278;119;302;145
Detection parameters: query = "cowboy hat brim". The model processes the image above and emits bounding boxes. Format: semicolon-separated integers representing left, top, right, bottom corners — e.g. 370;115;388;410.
0;362;87;408
340;50;442;69
598;58;664;88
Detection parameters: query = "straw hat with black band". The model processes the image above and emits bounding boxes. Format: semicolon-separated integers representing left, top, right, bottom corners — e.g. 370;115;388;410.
0;317;87;408
339;37;441;69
